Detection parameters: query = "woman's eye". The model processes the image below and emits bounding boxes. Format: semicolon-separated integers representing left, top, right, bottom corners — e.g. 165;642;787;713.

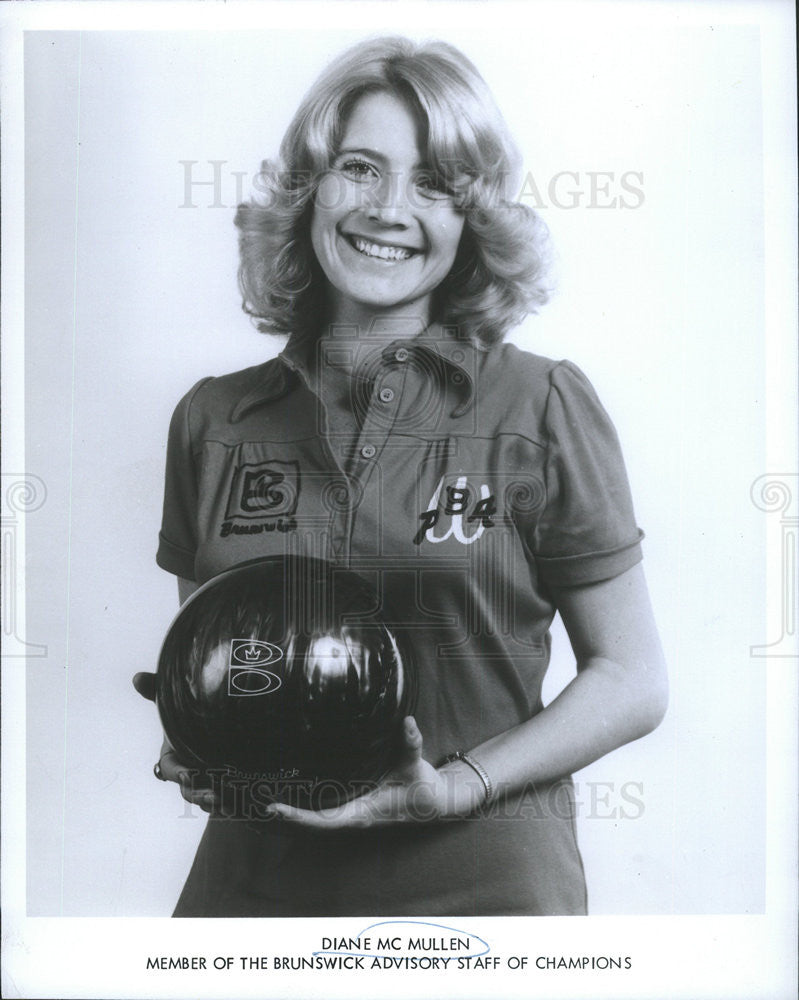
416;175;452;200
338;158;378;182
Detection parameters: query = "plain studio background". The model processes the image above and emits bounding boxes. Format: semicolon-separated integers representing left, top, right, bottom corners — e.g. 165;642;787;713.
24;23;766;917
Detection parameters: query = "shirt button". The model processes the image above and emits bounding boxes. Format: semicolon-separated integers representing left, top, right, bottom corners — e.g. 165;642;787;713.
360;444;376;459
394;347;410;362
378;387;395;403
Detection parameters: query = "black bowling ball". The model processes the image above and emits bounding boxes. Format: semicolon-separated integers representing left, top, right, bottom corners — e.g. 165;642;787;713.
155;556;415;812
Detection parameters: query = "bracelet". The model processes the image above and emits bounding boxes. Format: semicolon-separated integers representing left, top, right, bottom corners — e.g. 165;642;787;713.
445;750;494;804
153;761;168;781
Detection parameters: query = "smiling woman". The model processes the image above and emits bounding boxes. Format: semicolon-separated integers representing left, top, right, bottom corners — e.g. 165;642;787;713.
234;37;550;346
136;34;668;918
310;92;466;329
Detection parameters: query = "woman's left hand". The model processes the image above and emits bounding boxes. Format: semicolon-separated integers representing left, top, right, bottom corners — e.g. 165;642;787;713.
264;717;485;830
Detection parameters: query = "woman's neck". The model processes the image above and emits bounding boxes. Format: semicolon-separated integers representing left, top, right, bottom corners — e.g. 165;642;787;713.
323;296;432;345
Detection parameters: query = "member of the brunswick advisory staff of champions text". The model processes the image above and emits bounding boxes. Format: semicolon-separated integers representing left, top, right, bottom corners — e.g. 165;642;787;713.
133;35;668;917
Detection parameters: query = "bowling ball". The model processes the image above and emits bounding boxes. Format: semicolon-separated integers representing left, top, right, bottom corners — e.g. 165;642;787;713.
155;556;415;813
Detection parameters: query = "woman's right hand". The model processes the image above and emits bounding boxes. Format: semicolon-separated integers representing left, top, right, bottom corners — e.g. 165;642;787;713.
133;671;220;814
156;737;220;814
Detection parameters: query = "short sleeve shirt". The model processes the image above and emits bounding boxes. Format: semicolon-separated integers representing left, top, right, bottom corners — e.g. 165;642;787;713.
156;328;643;916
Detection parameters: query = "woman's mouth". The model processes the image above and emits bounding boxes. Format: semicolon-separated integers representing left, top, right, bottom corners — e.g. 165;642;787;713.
346;235;418;262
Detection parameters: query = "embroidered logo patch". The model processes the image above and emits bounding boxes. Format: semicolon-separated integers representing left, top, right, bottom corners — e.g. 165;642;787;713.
225;461;300;520
414;475;496;546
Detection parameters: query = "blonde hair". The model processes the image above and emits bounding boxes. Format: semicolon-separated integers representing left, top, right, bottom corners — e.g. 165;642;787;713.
235;36;550;345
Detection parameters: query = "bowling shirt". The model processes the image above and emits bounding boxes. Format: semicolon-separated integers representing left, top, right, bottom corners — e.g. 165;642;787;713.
156;326;644;916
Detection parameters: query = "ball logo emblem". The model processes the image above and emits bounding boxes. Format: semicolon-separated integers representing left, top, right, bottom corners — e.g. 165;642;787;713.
231;639;283;665
228;639;283;696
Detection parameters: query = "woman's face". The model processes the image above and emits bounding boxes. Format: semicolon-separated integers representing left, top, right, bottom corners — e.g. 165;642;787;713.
310;90;466;327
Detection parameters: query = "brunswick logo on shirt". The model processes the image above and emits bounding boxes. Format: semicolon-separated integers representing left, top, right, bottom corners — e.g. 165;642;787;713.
225;460;300;519
221;460;300;537
414;475;496;546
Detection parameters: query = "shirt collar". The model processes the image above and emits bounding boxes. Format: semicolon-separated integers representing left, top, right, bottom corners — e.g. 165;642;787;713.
230;323;479;422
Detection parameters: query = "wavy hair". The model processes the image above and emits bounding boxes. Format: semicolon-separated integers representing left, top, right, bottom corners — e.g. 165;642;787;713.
234;36;550;346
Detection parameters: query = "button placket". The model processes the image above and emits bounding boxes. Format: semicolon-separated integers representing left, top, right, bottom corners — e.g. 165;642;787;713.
348;366;403;482
328;348;412;560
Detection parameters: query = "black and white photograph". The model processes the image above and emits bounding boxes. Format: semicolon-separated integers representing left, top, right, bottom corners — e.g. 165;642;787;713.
2;1;796;998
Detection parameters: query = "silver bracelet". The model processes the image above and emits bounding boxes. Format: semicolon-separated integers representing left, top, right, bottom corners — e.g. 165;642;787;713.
445;750;494;804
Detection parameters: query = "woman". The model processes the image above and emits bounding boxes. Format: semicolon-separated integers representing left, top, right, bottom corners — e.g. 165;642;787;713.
138;35;668;916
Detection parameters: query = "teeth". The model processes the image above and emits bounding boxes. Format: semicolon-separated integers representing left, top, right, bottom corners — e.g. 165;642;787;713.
352;237;413;261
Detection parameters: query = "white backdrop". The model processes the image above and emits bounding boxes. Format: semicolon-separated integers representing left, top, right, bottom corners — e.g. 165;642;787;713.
5;3;796;999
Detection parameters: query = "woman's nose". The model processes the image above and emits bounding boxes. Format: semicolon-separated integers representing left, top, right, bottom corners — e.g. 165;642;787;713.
365;171;411;225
